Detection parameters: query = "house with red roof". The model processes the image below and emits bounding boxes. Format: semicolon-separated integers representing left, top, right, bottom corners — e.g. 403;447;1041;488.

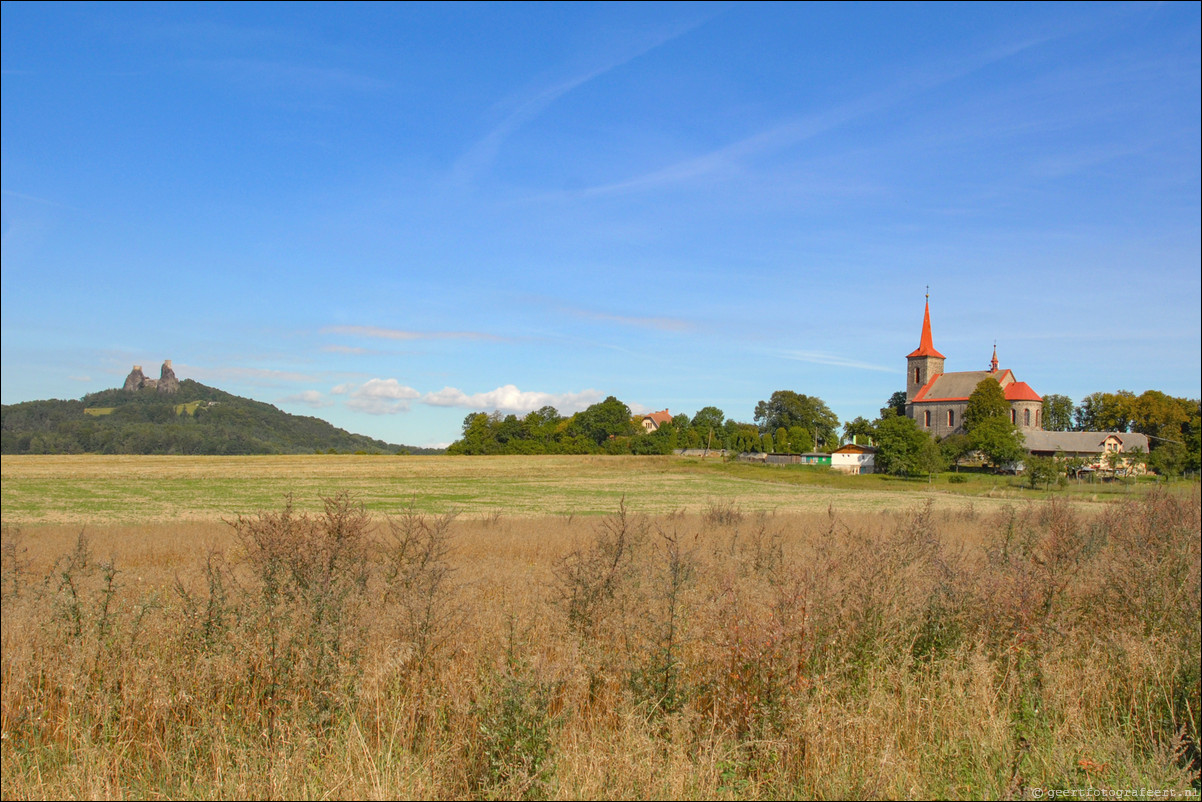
903;297;1043;438
640;409;674;433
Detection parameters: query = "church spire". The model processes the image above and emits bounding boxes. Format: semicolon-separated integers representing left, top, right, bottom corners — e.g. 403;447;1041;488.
906;290;946;359
989;342;999;373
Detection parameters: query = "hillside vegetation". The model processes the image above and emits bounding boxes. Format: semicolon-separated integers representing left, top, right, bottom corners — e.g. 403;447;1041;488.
1;380;439;455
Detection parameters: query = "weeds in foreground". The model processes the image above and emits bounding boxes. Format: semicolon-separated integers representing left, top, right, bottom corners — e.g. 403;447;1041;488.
2;488;1198;799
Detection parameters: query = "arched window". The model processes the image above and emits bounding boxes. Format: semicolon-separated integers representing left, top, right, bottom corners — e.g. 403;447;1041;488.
1024;408;1031;426
1010;409;1016;424
947;410;954;427
914;367;920;385
924;410;931;428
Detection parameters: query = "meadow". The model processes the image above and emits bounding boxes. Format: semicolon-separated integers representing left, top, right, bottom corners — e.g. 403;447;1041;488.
1;455;1199;799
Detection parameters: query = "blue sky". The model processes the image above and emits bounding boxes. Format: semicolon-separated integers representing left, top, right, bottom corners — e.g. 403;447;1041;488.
3;2;1199;448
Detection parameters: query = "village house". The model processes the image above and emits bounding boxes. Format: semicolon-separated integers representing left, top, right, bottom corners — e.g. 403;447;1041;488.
640;409;673;433
831;443;875;474
1023;430;1150;475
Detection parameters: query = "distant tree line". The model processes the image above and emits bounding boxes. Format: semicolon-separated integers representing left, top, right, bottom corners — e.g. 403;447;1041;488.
1;380;434;455
446;390;841;456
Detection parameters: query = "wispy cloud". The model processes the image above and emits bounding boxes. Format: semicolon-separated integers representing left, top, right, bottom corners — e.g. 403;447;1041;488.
321;345;371;354
450;17;706;186
187;57;389;93
322;325;505;342
566;30;1069;200
280;389;332;408
2;189;83;211
183;364;319;384
566;306;692;332
778;350;898;373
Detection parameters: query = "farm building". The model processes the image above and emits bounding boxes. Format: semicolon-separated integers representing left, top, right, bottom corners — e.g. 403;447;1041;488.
831;443;875;474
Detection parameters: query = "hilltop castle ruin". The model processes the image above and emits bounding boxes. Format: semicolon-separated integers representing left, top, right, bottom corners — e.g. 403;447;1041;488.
123;360;180;394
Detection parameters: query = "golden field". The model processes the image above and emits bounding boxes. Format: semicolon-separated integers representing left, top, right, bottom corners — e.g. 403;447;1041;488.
1;455;1199;799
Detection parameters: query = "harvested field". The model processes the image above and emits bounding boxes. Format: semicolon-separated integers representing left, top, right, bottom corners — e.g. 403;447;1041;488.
2;454;1091;525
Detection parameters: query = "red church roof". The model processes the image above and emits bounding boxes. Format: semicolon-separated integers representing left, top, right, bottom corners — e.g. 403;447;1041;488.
1003;381;1042;402
906;299;946;359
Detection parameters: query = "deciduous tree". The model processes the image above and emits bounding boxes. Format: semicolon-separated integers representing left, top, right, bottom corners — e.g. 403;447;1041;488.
963;379;1008;432
1041;394;1075;431
753;391;838;448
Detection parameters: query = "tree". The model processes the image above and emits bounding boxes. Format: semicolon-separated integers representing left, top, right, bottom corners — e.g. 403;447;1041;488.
1148;440;1187;478
842;416;875;445
969;416;1025;470
1041;394;1075;431
963;379;1009;432
1025;455;1060;490
940;433;972;472
873;414;933;477
691;406;725;450
884;391;908;418
916;435;947;483
1074;391;1136;432
787;425;813;454
523;406;563;445
753;391;839;448
1132;390;1193;442
571;396;633;445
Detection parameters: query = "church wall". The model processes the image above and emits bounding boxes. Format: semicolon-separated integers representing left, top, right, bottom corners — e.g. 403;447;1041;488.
911;400;968;439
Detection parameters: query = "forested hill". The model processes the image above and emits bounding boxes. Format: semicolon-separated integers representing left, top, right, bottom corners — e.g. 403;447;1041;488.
1;379;441;455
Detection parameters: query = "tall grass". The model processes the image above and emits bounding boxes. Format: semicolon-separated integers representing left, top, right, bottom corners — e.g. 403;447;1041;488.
2;489;1199;799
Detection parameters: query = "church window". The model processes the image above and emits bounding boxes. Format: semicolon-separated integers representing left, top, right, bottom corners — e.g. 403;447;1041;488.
1024;409;1031;426
947;410;954;427
924;410;931;428
1010;409;1016;424
914;368;920;384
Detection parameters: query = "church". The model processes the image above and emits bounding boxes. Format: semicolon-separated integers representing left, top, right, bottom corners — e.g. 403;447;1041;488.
904;298;1043;439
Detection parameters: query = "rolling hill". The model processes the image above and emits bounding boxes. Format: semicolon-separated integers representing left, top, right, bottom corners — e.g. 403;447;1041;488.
1;379;440;455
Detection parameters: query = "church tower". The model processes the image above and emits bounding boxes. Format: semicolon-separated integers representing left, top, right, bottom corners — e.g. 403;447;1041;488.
906;294;946;402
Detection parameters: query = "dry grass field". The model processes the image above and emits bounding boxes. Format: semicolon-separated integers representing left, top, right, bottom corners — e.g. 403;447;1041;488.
0;453;1133;526
1;456;1199;799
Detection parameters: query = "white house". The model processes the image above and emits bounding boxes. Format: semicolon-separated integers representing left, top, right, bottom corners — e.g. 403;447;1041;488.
831;443;875;474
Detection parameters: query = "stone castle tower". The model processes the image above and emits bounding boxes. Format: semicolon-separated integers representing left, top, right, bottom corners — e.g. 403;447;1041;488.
122;360;179;394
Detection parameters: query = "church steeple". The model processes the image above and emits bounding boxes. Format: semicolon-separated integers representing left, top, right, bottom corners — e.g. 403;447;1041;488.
905;290;947;402
989;343;999;373
906;291;946;360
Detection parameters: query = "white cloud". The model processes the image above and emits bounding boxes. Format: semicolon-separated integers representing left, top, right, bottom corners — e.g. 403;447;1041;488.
338;378;422;414
422;384;604;414
332;379;604;416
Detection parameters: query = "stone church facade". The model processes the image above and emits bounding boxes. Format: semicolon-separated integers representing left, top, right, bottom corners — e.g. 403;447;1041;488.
904;300;1042;439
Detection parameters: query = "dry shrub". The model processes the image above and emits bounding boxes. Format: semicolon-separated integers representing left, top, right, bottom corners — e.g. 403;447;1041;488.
3;488;1199;799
